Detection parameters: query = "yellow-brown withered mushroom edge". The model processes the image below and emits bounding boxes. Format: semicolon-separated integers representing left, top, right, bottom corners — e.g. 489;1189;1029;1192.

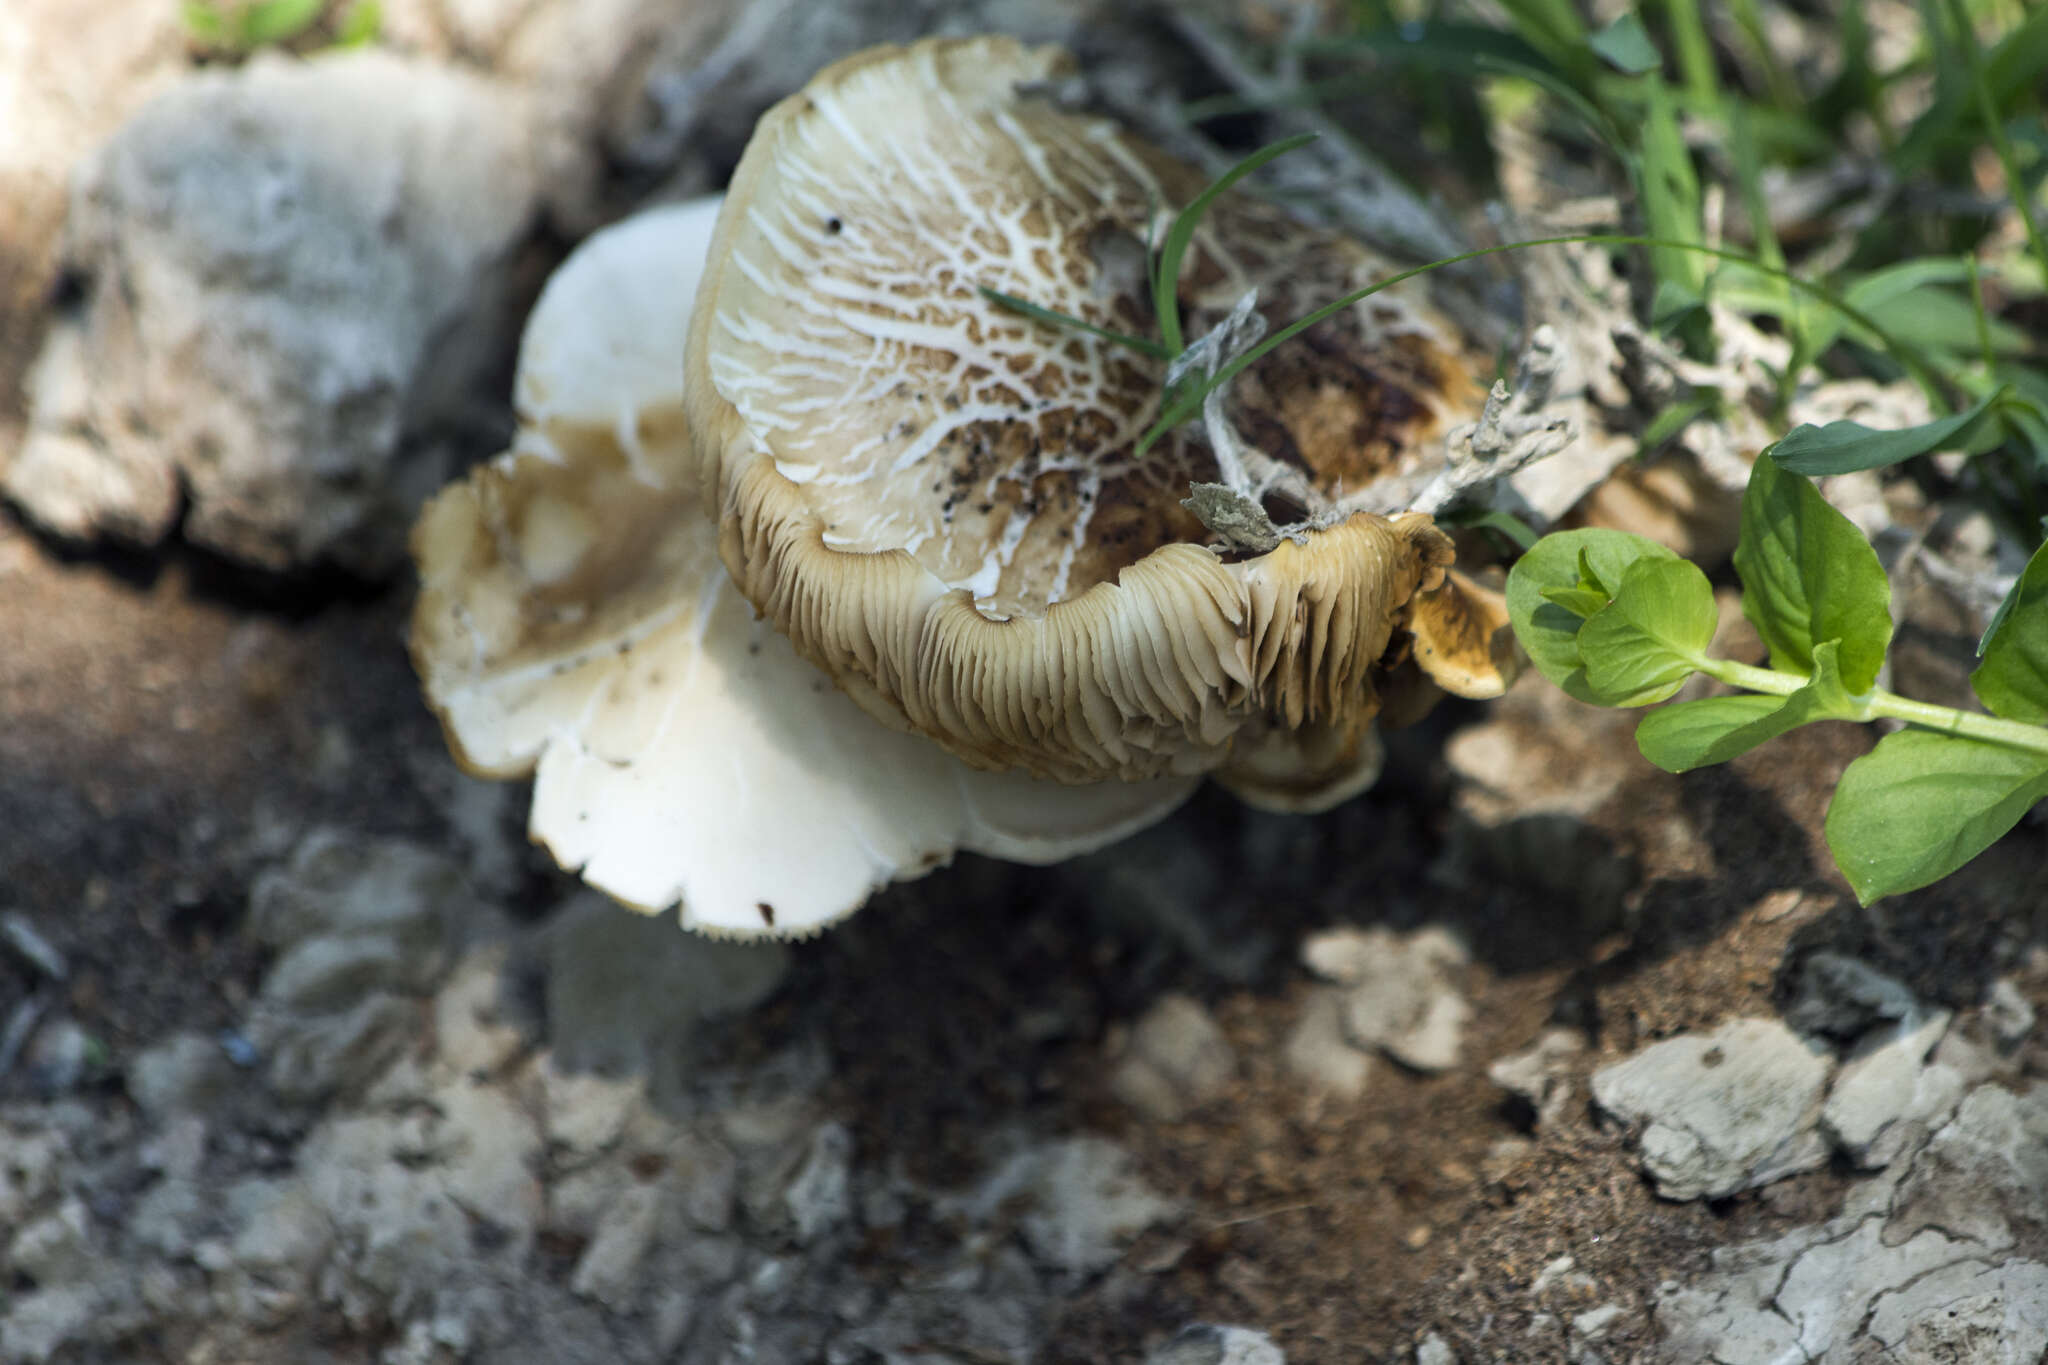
685;36;1496;801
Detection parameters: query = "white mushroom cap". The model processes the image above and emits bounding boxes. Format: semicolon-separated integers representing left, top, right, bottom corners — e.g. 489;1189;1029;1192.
686;38;1497;800
410;197;1193;937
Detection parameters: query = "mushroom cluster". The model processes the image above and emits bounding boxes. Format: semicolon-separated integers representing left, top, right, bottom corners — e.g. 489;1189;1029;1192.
411;37;1518;939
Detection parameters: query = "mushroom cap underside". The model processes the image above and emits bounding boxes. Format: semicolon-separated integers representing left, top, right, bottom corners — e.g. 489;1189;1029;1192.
687;36;1492;787
409;200;1195;937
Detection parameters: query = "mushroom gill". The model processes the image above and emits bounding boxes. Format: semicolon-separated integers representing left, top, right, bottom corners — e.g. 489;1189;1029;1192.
687;36;1506;796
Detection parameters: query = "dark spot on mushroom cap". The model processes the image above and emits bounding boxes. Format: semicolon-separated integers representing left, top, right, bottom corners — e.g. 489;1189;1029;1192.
1701;1046;1725;1068
826;216;843;234
757;901;776;926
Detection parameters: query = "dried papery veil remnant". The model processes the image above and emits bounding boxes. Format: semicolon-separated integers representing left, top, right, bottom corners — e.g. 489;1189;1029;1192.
410;198;1195;938
687;37;1511;802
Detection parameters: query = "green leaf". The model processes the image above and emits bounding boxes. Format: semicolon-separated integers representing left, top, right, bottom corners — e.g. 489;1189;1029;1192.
1773;389;2008;477
1439;506;1540;552
1152;133;1316;357
1973;541;2048;721
1636;640;1859;772
1506;530;1683;704
1734;456;1893;691
1542;584;1611;619
1589;12;1660;74
182;1;230;43
1825;731;2048;904
1578;556;1717;706
335;0;380;45
241;0;327;45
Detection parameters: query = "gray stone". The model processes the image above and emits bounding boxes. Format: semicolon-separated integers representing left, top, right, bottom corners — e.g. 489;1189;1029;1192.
126;1032;233;1118
1984;977;2036;1049
1591;1018;1833;1200
0;1122;68;1226
1784;952;1919;1040
0;1283;101;1365
1108;994;1237;1122
784;1122;854;1246
1304;926;1472;1073
569;1182;663;1309
0;0;184;459
1415;1333;1458;1365
1862;1257;2048;1361
1283;987;1373;1099
432;948;525;1077
1487;1027;1587;1129
1146;1323;1288;1365
1888;1083;2048;1250
249;831;472;956
6;1196;93;1284
966;1137;1176;1275
1821;1009;1960;1167
261;934;420;1014
257;992;419;1103
7;51;546;571
1;911;67;980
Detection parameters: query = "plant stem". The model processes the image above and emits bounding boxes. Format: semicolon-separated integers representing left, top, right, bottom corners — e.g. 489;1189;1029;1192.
1865;688;2048;756
1694;657;2048;756
1695;657;1808;697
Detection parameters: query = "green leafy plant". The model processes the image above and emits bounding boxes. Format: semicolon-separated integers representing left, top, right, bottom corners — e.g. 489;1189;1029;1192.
1507;452;2048;905
182;0;379;52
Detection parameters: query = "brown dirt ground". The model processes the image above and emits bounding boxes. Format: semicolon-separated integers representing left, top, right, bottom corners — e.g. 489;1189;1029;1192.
4;503;2045;1364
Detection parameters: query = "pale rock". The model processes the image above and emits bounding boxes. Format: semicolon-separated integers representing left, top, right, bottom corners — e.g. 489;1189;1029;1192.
432;947;524;1077
1783;952;1918;1040
1146;1323;1288;1365
0;1122;67;1226
1488;1027;1587;1128
138;1114;208;1181
569;1181;664;1308
1415;1332;1458;1365
0;0;185;455
128;1178;208;1259
1108;994;1236;1122
126;1032;232;1118
1283;987;1373;1099
966;1137;1177;1275
261;934;419;1014
258;991;419;1103
1303;926;1472;1073
0;1283;101;1365
784;1121;854;1245
7;1196;93;1284
1862;1257;2048;1360
1591;1018;1833;1200
1888;1083;2048;1251
1984;977;2036;1049
1821;1008;1959;1167
538;1054;645;1161
7;51;548;572
1571;1304;1625;1341
249;831;472;955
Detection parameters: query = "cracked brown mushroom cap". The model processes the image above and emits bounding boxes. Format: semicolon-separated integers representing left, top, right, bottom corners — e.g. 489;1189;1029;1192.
686;37;1495;802
410;199;1195;938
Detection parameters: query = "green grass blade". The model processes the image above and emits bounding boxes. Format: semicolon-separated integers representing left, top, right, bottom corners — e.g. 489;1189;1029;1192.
1135;233;1950;454
977;288;1169;359
1152;133;1318;357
